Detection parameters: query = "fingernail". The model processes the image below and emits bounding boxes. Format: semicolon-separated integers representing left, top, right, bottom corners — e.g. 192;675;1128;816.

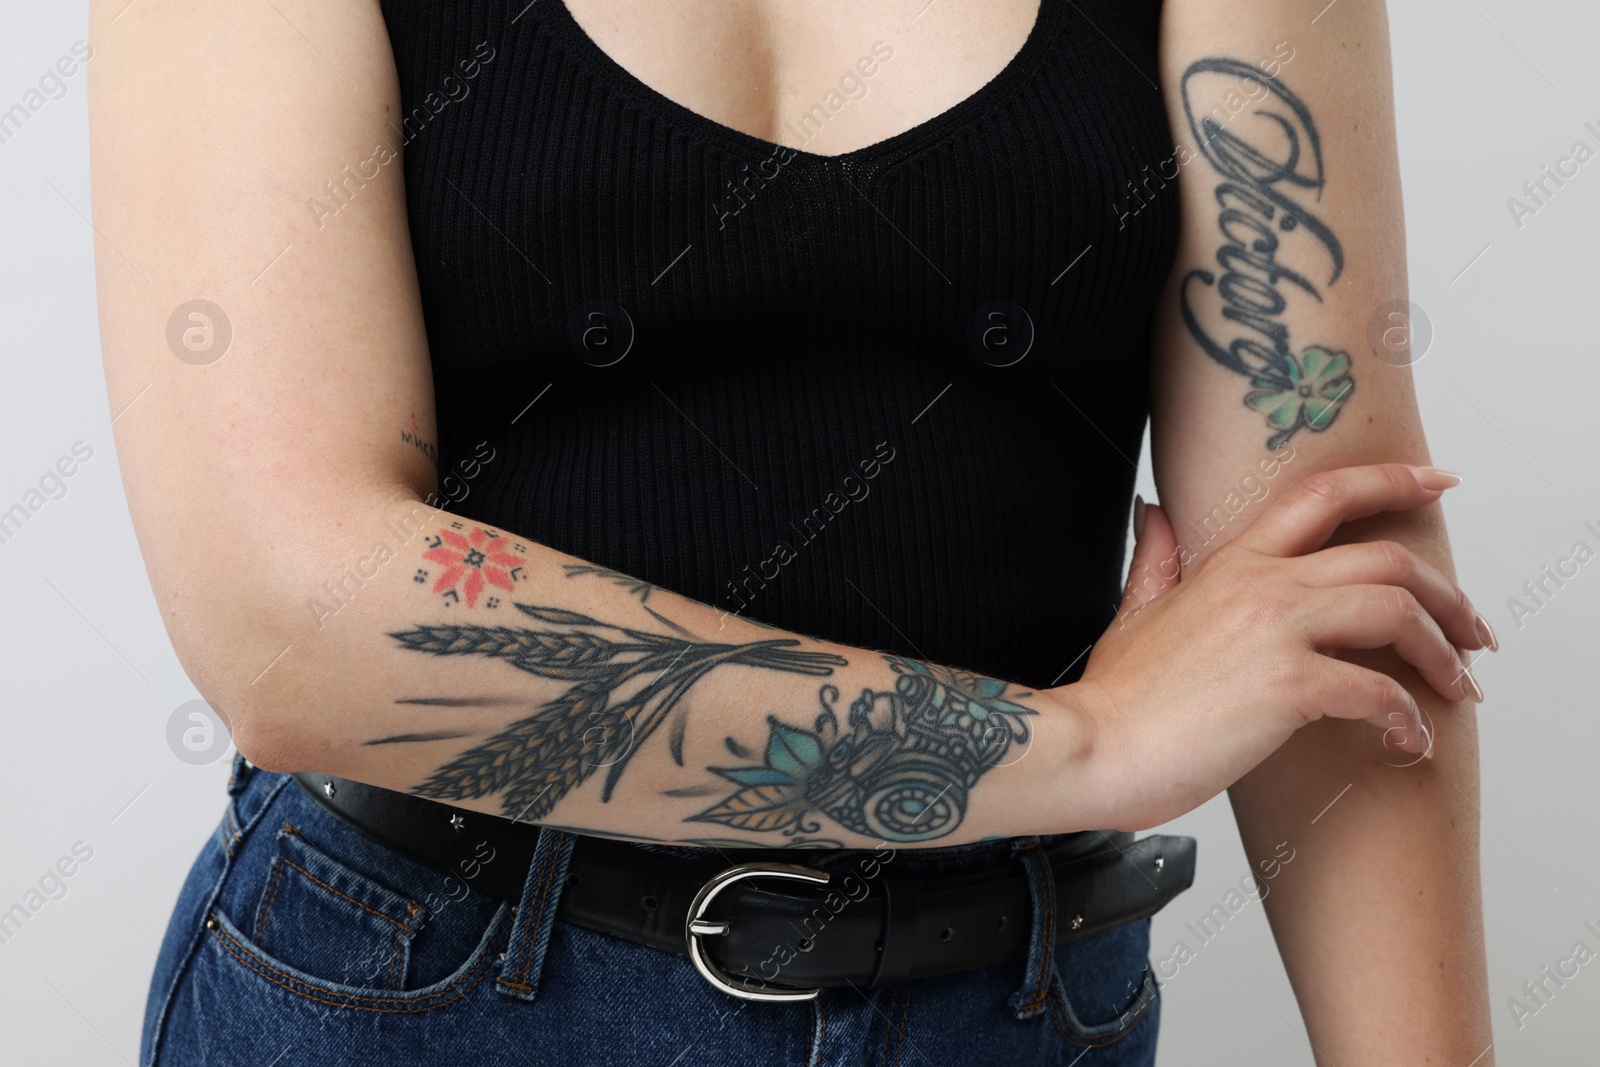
1474;612;1499;652
1411;466;1463;490
1460;668;1485;703
1133;494;1147;539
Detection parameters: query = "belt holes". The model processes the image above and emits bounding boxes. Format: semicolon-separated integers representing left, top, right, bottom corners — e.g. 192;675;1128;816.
566;874;581;888
873;936;884;953
641;895;659;912
797;937;813;952
940;928;953;942
997;914;1008;930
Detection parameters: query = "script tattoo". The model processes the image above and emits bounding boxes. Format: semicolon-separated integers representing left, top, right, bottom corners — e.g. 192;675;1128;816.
1179;57;1353;449
385;605;1037;842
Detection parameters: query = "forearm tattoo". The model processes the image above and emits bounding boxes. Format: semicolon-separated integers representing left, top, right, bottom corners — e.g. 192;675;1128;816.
1178;57;1353;449
691;658;1035;843
560;562;695;635
416;522;527;609
380;531;1040;843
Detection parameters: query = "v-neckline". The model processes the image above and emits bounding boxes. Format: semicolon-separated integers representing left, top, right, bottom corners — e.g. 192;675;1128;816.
539;0;1060;166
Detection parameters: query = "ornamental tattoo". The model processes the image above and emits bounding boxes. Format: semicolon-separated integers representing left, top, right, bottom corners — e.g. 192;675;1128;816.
691;657;1036;843
419;525;525;608
1178;57;1354;449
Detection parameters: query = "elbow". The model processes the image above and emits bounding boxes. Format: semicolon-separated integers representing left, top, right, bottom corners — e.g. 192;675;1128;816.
177;645;316;776
160;585;322;775
226;705;310;774
194;658;325;776
146;485;427;774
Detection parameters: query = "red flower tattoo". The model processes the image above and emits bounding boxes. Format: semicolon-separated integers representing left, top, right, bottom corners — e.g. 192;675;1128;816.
423;527;520;608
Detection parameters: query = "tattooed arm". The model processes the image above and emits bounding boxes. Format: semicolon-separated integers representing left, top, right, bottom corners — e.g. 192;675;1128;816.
89;0;1482;870
86;0;1089;851
265;507;1072;848
1149;0;1492;1060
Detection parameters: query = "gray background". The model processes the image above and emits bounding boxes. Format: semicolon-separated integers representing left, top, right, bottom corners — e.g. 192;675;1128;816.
1;0;1594;1062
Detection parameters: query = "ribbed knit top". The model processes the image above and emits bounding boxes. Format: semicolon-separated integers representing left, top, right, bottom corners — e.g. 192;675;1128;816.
377;0;1179;689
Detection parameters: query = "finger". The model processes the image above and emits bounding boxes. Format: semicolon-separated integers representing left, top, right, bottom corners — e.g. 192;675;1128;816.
1297;652;1431;753
1297;540;1484;650
1234;464;1460;558
1300;585;1481;704
1117;498;1182;614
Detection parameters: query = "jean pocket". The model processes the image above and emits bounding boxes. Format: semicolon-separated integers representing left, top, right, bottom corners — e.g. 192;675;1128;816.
202;807;514;1013
247;822;429;991
1047;963;1157;1048
1046;919;1158;1048
200;902;512;1018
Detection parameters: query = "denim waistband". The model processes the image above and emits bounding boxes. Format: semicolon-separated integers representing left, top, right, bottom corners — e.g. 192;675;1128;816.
227;755;1139;1018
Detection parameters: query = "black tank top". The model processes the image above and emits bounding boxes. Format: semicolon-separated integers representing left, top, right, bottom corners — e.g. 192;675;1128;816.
376;0;1178;688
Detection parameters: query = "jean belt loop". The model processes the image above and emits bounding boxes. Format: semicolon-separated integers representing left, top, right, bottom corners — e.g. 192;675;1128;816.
225;752;254;797
495;826;578;1003
1005;835;1057;1020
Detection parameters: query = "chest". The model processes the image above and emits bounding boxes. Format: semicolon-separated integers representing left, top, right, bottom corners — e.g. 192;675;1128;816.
558;0;1045;159
382;0;1178;386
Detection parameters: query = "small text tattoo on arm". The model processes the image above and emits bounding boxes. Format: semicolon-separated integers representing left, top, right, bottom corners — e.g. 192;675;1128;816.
401;412;438;469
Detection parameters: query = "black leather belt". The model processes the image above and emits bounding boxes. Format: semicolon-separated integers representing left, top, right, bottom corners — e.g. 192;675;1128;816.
290;771;1195;1001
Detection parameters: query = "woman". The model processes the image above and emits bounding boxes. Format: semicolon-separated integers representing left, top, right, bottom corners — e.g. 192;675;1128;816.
90;0;1494;1063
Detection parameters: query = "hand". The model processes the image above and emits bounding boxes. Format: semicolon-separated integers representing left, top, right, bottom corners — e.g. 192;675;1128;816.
1054;463;1491;831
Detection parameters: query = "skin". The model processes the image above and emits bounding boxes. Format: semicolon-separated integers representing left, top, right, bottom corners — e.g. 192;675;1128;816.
86;0;1493;1059
1148;2;1494;1062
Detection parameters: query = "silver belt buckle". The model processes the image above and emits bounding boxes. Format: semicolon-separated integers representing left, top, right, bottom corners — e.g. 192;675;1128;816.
685;861;831;1002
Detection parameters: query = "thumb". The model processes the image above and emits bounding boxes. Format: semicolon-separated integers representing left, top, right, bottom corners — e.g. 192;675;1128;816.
1117;495;1181;615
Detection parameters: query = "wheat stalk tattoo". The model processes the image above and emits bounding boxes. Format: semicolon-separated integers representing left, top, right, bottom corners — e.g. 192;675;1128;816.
388;604;847;822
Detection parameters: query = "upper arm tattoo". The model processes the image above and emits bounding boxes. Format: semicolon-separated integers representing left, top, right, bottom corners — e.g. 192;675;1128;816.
400;411;438;469
1178;57;1354;449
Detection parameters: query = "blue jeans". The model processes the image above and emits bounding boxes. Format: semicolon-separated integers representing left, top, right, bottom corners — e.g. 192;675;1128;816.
142;754;1161;1065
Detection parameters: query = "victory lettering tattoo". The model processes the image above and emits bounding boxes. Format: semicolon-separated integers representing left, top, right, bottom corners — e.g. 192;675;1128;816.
1179;57;1354;449
385;602;1037;842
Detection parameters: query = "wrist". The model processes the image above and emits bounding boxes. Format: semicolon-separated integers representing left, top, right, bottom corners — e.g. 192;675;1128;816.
1017;682;1104;835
